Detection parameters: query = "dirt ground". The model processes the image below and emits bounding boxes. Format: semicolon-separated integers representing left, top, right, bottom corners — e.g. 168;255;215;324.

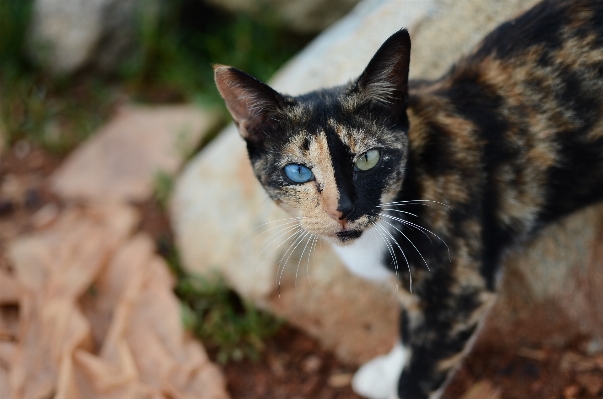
2;143;603;399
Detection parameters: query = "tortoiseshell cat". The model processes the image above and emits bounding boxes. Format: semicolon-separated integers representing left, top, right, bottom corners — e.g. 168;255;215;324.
214;0;603;398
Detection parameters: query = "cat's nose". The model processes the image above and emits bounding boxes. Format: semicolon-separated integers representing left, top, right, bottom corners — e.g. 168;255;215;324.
328;196;355;221
338;200;355;220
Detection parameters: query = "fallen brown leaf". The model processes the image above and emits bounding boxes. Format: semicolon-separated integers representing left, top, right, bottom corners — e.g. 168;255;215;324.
5;204;229;399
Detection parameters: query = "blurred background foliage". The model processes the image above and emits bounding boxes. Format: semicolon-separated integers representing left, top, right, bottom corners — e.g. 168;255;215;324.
0;0;311;362
0;0;311;154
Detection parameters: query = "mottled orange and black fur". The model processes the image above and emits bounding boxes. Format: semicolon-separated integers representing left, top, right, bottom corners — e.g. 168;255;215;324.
215;1;603;398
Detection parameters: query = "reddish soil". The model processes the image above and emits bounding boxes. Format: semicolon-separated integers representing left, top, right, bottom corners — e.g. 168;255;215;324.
221;324;362;399
2;143;603;399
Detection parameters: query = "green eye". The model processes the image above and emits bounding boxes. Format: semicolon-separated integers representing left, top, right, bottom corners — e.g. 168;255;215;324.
355;149;380;171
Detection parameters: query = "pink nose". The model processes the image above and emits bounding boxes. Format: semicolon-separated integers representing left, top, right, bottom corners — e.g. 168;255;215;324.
328;208;344;221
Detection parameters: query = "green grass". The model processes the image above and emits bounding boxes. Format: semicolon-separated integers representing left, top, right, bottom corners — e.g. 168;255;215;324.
0;0;115;154
153;170;175;210
0;0;310;155
165;249;283;364
119;0;309;108
178;275;283;364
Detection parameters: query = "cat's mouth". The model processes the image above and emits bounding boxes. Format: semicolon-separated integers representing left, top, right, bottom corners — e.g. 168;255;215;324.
335;229;363;243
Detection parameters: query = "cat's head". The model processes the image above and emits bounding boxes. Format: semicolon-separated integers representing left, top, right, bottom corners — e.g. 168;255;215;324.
215;30;411;245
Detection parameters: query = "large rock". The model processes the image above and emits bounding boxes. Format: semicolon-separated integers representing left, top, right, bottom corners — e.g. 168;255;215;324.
50;105;219;203
28;0;157;75
202;0;360;34
172;0;603;370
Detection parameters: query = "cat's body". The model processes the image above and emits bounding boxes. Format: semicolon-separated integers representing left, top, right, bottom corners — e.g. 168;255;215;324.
215;1;603;398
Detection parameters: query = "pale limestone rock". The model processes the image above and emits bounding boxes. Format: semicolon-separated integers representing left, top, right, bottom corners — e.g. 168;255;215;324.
50;105;220;203
202;0;360;34
172;0;603;368
487;203;603;348
28;0;156;75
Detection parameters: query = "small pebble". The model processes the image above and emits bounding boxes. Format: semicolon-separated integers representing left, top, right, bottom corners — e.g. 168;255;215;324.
268;355;286;377
302;355;322;373
586;338;603;356
327;372;353;388
563;384;580;399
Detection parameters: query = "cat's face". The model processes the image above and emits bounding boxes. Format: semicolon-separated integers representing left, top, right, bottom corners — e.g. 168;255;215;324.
215;30;411;245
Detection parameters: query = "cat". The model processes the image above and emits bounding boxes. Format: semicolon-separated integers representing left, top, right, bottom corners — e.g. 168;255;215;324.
214;0;603;398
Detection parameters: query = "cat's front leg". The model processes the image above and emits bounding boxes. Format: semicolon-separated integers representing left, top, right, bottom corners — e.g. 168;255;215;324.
352;341;408;399
395;275;496;399
352;267;495;399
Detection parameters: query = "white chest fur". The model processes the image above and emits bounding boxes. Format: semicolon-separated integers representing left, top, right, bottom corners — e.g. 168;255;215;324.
330;225;393;281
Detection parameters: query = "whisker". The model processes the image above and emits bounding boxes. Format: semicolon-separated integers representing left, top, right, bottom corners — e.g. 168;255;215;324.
247;219;301;247
381;213;451;262
253;224;302;271
378;208;419;218
371;221;399;275
266;229;305;286
380;217;431;272
274;228;306;269
306;235;318;289
236;217;300;248
295;233;314;287
375;221;413;271
374;222;413;292
255;223;301;258
277;230;311;293
381;199;453;210
384;214;435;247
373;222;414;294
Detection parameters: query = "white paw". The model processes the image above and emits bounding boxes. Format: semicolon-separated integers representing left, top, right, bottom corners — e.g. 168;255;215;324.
352;343;408;399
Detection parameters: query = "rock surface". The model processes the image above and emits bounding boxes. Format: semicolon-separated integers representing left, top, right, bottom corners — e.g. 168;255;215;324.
202;0;360;34
28;0;157;75
50;105;219;203
172;0;603;371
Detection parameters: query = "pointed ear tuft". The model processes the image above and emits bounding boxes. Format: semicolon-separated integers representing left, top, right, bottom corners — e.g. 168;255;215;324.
355;29;411;107
214;65;285;142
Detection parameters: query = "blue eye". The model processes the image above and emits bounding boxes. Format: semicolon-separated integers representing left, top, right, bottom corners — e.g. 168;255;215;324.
284;164;313;183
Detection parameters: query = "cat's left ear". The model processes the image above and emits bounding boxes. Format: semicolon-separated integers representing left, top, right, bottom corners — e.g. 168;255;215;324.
355;29;411;108
214;65;286;142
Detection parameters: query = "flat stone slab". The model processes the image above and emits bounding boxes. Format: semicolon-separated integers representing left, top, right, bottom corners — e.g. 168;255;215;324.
51;104;220;203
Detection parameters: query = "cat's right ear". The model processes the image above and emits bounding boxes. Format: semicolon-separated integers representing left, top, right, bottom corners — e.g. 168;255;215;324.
214;65;285;142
